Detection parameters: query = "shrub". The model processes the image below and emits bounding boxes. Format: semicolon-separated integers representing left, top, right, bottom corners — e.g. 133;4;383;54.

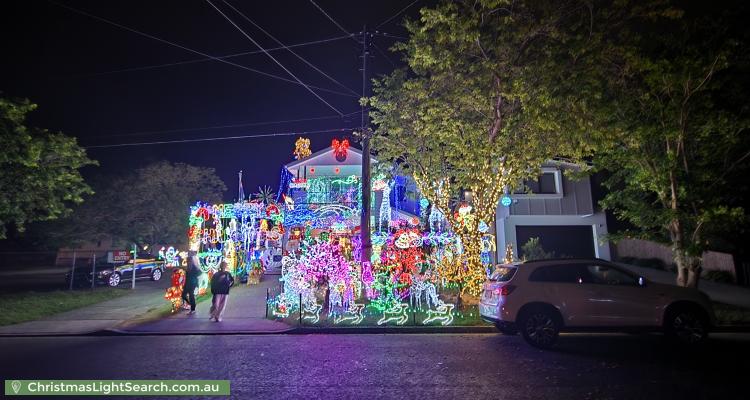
521;237;555;261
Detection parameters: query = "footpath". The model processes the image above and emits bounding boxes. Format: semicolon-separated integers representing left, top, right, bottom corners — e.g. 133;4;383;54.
115;275;290;334
0;280;170;336
0;269;291;336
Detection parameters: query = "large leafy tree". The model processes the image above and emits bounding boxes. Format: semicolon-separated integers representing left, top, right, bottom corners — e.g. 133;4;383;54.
589;1;750;287
46;161;226;248
0;97;96;239
368;0;598;294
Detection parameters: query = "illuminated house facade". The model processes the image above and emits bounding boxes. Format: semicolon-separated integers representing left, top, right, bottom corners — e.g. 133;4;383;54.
496;161;611;261
280;143;609;262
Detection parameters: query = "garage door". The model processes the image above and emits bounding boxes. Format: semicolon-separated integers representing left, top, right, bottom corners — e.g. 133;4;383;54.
516;225;596;259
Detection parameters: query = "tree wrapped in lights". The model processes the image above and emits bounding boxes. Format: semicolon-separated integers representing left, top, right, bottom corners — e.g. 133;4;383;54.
367;1;595;295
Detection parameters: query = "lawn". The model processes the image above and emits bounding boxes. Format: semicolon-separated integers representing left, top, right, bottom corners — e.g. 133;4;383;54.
0;288;131;326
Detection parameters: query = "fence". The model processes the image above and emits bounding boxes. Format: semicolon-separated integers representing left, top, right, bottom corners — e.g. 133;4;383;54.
0;248;146;291
614;238;737;280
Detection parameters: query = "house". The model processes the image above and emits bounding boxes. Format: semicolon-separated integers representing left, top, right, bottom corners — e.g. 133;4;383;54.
280;140;416;238
281;141;609;261
495;161;611;261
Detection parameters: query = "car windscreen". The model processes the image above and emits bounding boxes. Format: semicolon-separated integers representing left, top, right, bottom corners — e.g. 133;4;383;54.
489;266;517;282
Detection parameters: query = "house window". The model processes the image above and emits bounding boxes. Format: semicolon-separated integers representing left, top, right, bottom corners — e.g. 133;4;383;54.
514;170;562;196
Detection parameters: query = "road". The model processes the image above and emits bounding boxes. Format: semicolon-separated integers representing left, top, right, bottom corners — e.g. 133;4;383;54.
2;332;748;400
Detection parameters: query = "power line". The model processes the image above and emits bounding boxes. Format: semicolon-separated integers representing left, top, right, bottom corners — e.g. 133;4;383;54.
373;31;408;41
102;110;362;138
49;0;357;98
85;127;357;149
308;0;357;41
84;34;355;77
204;0;344;116
376;0;420;29
222;0;359;97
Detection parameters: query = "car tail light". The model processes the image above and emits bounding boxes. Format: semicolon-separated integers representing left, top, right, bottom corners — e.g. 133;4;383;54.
494;285;516;296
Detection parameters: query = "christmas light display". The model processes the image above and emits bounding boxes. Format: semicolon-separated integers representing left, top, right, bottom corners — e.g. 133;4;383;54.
302;302;322;324
333;303;365;325
293;137;312;160
422;302;454;325
504;243;515;264
377;302;409;325
164;268;185;312
331;138;350;162
410;273;439;310
378;184;392;231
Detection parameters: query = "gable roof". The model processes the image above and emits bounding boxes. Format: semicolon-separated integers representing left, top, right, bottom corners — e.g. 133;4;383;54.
285;145;378;169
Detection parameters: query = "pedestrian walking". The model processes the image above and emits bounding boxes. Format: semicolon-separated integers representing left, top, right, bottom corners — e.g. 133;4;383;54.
210;261;234;322
182;250;202;314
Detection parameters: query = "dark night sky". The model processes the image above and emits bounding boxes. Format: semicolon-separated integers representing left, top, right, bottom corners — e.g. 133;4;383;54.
0;0;428;201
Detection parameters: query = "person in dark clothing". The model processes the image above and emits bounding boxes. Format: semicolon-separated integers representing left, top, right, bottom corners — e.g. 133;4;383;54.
182;250;202;314
210;261;234;322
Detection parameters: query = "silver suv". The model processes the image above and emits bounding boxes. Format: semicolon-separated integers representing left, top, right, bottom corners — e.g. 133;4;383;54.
479;259;715;348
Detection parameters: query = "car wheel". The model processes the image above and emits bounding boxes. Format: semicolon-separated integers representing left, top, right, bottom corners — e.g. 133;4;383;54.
665;306;709;345
151;268;162;281
519;308;560;349
108;273;121;287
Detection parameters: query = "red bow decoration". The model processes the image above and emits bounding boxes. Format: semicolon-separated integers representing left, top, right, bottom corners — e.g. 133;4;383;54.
331;138;350;162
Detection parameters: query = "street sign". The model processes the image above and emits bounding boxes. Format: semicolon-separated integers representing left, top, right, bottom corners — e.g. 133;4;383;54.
108;250;129;263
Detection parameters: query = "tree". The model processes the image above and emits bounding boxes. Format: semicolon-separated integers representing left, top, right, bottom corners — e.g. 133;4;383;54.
47;161;226;248
588;1;750;287
0;97;96;239
367;0;597;294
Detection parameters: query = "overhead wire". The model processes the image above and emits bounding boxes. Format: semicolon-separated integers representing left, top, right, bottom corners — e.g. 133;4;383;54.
49;0;357;98
307;0;357;40
102;110;363;138
84;127;357;149
204;0;344;116
375;0;420;29
373;31;408;41
221;0;359;97
83;34;355;77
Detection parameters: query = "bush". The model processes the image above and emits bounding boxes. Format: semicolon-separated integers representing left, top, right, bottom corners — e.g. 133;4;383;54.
703;270;735;284
521;237;555;261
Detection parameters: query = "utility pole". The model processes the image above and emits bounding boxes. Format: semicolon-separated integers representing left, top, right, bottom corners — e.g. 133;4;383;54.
359;26;373;265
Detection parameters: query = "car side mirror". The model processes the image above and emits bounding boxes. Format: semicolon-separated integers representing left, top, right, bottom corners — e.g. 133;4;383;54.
638;276;646;287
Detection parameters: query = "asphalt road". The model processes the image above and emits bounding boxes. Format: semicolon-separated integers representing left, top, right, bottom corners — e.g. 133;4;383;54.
2;332;749;400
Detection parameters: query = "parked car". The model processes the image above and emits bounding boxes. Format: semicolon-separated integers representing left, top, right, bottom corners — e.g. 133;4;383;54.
479;258;715;348
66;253;166;287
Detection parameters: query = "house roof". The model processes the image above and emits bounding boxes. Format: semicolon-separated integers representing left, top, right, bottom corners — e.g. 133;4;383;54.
285;144;378;170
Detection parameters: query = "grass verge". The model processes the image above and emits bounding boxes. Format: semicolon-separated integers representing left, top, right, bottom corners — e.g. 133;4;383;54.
0;288;130;326
122;292;213;326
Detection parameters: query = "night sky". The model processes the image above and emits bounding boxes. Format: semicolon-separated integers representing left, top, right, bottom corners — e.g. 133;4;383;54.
0;0;428;201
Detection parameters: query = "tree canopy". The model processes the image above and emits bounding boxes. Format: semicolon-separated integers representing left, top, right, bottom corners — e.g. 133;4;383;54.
368;0;599;294
0;97;96;239
42;161;226;248
586;0;750;287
